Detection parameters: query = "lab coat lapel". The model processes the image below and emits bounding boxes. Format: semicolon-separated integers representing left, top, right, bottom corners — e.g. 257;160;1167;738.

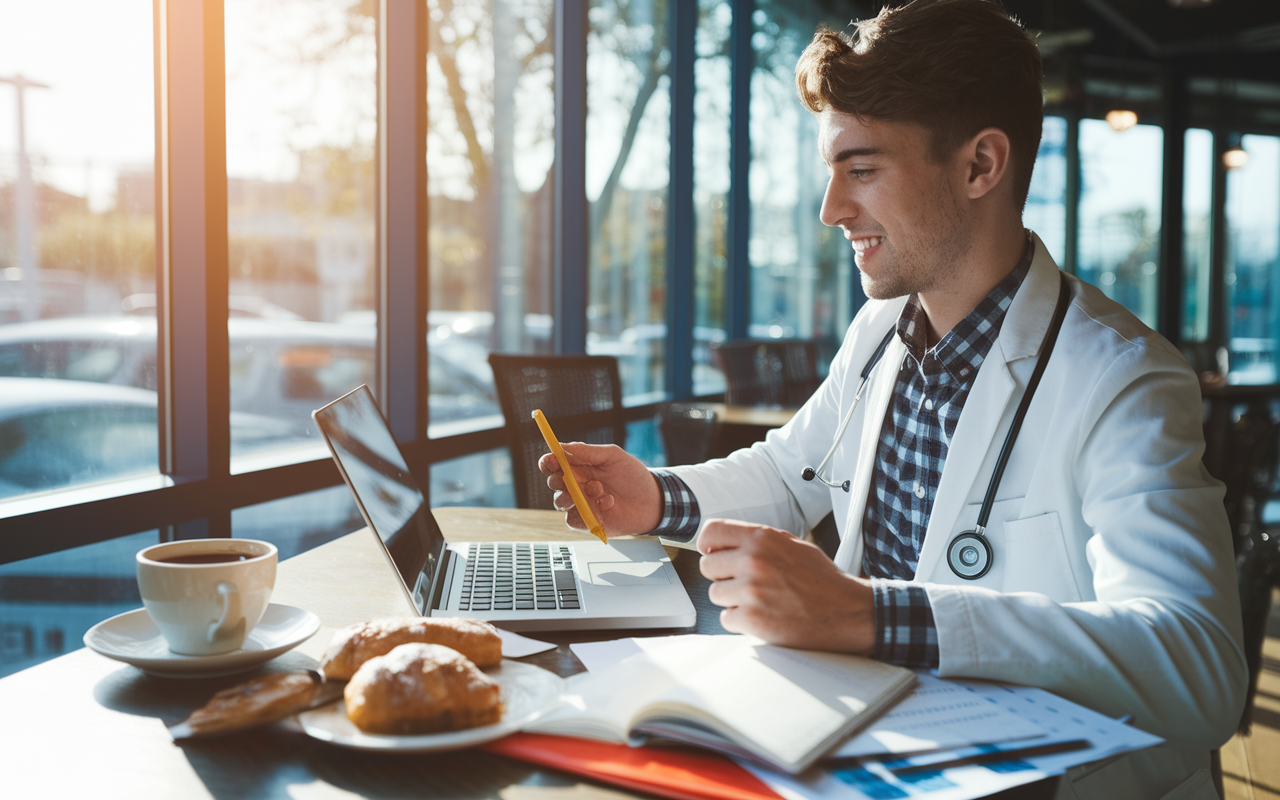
914;234;1064;582
914;341;1016;581
832;333;908;573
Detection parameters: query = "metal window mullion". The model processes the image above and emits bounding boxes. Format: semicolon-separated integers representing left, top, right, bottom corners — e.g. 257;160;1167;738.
666;0;695;400
555;0;588;355
1208;127;1229;354
158;0;230;538
727;0;752;339
1064;110;1080;275
378;0;428;449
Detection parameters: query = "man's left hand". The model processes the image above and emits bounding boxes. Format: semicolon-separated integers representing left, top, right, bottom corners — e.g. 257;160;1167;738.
697;518;876;654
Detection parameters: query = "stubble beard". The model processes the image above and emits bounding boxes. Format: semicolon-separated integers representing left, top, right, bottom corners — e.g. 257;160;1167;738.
857;175;971;301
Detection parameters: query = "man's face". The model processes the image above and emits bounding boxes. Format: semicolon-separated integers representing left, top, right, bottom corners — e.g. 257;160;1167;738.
818;110;972;301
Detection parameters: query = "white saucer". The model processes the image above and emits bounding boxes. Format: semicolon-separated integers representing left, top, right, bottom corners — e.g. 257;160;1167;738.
83;603;320;678
297;660;562;752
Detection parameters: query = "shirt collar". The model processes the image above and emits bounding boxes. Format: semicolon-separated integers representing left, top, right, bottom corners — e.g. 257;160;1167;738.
895;232;1035;384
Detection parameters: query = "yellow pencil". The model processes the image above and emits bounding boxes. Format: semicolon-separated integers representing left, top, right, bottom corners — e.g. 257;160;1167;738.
532;409;607;544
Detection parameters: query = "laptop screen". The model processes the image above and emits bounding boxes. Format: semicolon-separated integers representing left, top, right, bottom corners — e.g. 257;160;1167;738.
313;385;446;614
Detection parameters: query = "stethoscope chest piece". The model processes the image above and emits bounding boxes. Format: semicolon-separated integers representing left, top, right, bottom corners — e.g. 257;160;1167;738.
947;530;992;579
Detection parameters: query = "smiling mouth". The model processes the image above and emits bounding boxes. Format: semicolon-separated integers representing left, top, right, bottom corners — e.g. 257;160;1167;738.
850;236;884;253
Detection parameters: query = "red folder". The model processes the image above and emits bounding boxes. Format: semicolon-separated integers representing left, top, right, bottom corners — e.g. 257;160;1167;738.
482;732;783;800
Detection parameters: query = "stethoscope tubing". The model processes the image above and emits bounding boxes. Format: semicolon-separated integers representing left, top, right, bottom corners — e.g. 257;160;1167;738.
803;271;1073;579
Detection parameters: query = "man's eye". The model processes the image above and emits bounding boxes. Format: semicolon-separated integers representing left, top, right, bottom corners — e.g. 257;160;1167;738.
849;169;875;178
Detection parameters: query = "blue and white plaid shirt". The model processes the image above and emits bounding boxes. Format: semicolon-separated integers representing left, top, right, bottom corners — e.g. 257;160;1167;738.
651;236;1034;668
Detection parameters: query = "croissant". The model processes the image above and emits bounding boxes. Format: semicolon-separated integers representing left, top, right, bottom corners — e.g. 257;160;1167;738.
320;617;503;680
343;643;503;734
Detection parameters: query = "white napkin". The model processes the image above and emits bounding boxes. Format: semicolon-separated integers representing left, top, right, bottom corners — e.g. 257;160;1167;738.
496;628;557;658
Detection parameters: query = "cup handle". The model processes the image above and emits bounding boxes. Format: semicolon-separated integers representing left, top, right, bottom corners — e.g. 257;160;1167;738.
208;582;243;645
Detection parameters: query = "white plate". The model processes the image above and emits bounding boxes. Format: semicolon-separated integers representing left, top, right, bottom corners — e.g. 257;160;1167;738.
83;603;320;678
297;660;563;752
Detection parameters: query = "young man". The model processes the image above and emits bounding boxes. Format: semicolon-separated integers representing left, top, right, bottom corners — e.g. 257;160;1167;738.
542;1;1244;796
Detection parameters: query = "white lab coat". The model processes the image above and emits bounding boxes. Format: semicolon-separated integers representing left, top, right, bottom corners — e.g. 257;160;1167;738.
666;233;1246;800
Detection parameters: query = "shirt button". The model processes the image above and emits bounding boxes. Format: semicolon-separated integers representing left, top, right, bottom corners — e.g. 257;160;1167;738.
924;399;934;411
914;482;925;498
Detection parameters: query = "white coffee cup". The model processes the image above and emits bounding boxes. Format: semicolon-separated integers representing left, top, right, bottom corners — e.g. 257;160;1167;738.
136;539;278;656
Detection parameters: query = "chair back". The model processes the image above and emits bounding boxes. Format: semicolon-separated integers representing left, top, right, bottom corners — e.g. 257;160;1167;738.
658;402;720;467
488;353;626;510
711;339;822;407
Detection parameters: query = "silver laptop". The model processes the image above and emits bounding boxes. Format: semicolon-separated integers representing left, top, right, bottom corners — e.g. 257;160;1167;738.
313;385;697;632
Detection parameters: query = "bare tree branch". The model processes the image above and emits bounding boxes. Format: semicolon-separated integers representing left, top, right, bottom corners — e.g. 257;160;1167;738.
590;47;669;237
430;0;491;191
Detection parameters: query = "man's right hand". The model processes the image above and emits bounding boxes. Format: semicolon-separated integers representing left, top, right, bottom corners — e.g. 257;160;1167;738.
539;443;663;535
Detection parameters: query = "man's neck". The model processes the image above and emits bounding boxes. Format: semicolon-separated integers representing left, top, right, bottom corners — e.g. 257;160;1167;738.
916;222;1029;347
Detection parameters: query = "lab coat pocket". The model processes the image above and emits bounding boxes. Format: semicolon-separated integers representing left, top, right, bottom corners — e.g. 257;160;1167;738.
1002;511;1082;602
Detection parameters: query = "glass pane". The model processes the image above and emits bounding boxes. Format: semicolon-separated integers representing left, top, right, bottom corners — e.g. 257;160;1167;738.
224;1;378;458
1077;119;1163;328
232;484;362;561
430;448;515;508
1183;128;1213;344
0;530;156;678
749;2;853;355
0;1;158;498
427;0;555;438
627;416;664;467
1225;134;1280;384
586;0;670;402
1025;116;1068;265
692;0;731;397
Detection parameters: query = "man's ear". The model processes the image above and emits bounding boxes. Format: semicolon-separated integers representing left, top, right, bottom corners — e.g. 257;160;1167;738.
962;127;1012;201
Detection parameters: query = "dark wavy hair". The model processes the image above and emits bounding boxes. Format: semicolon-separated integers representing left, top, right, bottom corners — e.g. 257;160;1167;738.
795;0;1043;209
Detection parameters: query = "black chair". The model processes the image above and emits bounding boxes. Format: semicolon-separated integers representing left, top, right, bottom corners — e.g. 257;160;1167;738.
711;339;823;407
1202;395;1280;735
488;353;626;510
658;402;721;467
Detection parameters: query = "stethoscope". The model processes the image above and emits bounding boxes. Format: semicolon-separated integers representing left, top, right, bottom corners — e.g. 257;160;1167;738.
803;272;1071;580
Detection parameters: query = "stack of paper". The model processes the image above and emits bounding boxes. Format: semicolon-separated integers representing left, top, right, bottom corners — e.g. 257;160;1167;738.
568;637;1163;800
743;679;1163;800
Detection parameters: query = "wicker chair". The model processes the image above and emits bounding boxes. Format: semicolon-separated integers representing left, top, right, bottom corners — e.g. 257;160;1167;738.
711;339;823;407
488;354;626;510
658;402;721;467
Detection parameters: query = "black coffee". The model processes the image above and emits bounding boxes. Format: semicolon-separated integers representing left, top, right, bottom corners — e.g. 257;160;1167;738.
155;553;250;565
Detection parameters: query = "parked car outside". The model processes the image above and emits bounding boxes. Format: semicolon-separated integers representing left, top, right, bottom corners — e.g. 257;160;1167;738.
0;377;306;498
0;316;509;507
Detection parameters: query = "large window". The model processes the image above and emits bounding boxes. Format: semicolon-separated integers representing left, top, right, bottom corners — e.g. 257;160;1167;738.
1077;119;1164;328
0;530;155;679
426;0;556;439
1025;116;1068;266
749;1;853;353
1225;134;1280;383
586;0;671;402
692;0;731;396
1183;128;1214;344
224;0;378;460
0;0;158;499
425;0;556;506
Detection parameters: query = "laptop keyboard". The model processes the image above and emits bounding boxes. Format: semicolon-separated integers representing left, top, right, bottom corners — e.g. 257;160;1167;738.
458;543;580;612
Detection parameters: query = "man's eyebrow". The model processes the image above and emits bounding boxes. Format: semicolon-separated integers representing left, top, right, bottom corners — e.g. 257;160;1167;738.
827;146;884;165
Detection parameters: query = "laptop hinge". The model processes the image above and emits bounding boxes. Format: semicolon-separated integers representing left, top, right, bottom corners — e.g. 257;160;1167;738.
430;546;456;612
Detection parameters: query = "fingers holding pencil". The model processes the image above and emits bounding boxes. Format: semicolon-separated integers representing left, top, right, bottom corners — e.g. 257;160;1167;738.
535;441;665;536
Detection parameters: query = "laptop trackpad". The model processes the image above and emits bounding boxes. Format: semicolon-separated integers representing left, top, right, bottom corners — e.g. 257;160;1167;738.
587;562;672;586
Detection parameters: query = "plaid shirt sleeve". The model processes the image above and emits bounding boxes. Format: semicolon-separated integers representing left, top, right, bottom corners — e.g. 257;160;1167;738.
648;472;938;666
648;469;701;543
872;579;939;667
